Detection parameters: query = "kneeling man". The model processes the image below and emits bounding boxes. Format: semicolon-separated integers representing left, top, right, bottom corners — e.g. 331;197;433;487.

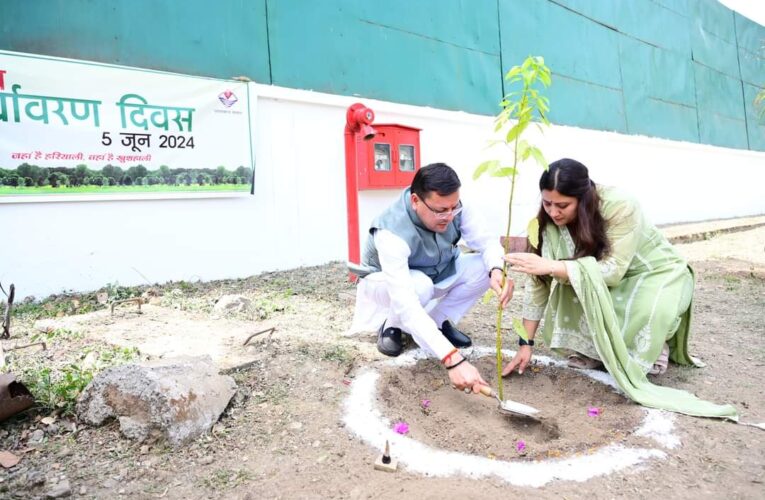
349;163;512;392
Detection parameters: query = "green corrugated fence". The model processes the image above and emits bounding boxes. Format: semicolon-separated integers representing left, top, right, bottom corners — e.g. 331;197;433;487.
0;0;763;150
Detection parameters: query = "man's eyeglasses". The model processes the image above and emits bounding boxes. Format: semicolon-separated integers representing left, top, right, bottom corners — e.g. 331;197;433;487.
420;197;463;220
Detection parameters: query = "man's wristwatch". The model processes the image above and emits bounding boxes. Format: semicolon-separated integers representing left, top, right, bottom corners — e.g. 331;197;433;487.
519;337;535;347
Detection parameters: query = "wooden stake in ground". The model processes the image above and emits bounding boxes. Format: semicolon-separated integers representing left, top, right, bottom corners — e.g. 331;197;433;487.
0;282;14;369
1;282;14;340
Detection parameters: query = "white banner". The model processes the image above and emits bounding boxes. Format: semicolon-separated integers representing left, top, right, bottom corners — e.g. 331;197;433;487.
0;50;253;199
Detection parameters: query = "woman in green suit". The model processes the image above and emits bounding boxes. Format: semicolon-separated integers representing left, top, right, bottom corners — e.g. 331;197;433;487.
503;158;736;420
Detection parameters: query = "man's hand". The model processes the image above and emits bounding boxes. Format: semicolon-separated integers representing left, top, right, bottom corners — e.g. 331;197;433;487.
489;268;514;308
502;345;532;376
447;355;488;393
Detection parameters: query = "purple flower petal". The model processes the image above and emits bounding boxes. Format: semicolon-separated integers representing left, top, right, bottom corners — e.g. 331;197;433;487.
393;421;409;434
516;440;526;452
421;399;431;408
588;406;601;417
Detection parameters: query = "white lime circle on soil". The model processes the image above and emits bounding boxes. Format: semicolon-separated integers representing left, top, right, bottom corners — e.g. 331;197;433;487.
343;346;678;487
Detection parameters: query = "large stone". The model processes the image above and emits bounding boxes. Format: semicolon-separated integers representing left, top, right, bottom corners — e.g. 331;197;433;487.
76;356;236;446
45;478;71;498
212;295;252;316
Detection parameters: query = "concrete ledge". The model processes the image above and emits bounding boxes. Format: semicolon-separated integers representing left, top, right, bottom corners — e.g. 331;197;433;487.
660;215;765;244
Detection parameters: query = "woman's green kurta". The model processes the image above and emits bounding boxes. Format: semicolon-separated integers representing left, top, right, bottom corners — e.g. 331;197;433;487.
523;186;737;420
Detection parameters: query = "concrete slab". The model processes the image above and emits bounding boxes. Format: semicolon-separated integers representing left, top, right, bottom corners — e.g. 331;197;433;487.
660;215;765;243
35;306;264;371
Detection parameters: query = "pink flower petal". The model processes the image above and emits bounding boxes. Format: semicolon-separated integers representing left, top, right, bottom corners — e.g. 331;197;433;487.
421;399;431;408
588;406;601;417
516;440;526;452
393;421;409;435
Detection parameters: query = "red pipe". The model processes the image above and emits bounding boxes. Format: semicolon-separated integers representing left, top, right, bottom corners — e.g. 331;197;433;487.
344;103;376;281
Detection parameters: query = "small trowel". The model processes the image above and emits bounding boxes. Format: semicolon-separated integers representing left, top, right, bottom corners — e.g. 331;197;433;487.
479;385;541;420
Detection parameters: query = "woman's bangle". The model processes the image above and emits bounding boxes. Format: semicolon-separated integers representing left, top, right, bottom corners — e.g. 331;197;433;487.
549;261;558;277
441;347;459;365
445;357;467;370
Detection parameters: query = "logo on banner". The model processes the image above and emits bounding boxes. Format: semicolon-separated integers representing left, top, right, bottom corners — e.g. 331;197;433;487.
218;90;238;108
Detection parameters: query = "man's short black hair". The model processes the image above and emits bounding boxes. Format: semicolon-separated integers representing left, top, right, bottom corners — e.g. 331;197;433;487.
410;163;461;199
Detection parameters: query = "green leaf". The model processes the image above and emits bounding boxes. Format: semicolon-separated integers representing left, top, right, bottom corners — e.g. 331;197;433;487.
503;102;519;116
504;66;522;80
491;167;517;178
516;139;530;159
539;70;552;87
517;104;532;120
482;289;495;304
484;139;506;149
505;122;527;143
512;317;529;341
495;107;512;127
536;97;549;113
473;160;499;180
529;146;547;169
527;217;540;249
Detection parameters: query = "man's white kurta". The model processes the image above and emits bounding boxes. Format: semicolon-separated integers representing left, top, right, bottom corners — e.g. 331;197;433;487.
349;202;504;360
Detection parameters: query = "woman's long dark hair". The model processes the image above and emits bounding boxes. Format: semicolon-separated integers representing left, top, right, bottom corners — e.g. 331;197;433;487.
535;158;610;260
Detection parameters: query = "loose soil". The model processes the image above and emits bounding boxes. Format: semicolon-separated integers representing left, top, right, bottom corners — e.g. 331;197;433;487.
1;227;764;499
377;358;644;461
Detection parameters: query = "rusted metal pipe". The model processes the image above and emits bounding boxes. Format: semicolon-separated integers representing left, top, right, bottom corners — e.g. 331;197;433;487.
110;297;144;316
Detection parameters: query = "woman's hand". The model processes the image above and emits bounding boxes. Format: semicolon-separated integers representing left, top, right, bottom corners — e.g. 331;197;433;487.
504;252;553;276
502;345;532;376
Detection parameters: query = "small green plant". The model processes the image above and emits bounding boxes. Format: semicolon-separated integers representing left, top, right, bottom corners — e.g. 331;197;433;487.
252;385;289;405
31;328;83;343
20;364;94;415
176;281;198;293
474;55;552;400
320;344;355;364
10;294;99;320
253;295;288;320
12;344;140;415
198;467;252;490
104;282;138;301
723;274;742;291
95;345;140;365
11;300;68;320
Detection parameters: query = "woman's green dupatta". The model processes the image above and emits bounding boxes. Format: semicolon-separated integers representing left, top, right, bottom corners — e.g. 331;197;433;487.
567;257;738;421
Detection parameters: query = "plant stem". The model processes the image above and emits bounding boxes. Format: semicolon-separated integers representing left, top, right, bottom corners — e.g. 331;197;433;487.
495;94;526;402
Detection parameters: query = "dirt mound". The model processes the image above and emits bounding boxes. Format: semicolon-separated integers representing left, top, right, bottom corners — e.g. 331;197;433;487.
377;357;644;461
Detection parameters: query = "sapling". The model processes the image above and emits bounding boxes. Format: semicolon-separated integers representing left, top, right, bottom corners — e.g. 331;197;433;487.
474;56;551;400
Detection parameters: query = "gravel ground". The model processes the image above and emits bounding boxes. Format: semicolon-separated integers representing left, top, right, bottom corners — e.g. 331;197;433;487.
0;227;763;499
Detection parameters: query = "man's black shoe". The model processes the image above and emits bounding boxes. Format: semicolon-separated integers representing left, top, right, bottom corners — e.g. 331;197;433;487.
440;320;472;348
377;323;405;357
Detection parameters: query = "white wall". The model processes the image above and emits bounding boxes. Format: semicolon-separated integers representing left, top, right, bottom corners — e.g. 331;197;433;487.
2;84;764;299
